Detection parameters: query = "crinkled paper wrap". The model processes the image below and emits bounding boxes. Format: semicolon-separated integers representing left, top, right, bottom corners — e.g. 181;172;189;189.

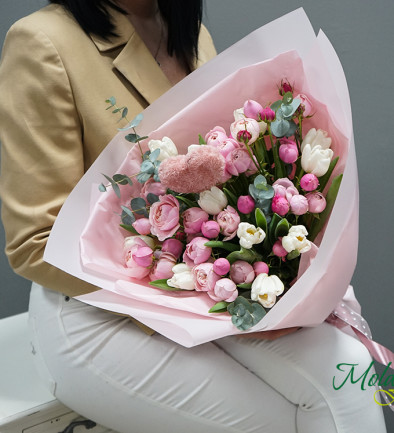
45;8;358;347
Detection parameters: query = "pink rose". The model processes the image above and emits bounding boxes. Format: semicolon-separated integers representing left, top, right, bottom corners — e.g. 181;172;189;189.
230;118;260;145
192;262;221;292
182;207;209;234
225;148;252;177
213;258;231;276
253;261;269;275
289;195;309;215
230;260;255;285
279;139;298;164
149;194;180;241
300;173;319;191
205;126;228;147
140;178;167;202
216;206;241;241
306;191;327;213
261;107;275;122
271;194;289;216
149;252;177;280
243;99;263;120
124;237;153;279
132;218;151;235
161;238;184;259
237;195;255;214
208;278;238;302
295;93;313;117
183;236;212;267
272;178;299;202
201;220;220;239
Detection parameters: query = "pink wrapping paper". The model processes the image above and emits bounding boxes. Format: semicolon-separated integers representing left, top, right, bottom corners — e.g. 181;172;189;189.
45;9;358;346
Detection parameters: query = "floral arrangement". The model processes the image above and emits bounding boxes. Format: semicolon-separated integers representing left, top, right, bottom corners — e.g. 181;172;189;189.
99;80;342;332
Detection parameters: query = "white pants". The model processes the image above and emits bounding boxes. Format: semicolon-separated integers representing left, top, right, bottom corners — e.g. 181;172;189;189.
28;283;387;433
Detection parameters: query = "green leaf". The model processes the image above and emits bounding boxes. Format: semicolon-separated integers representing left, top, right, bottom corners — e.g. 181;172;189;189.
255;208;267;233
308;174;343;241
275;218;290;239
125;133;139;143
237;283;252;290
120;224;138;234
176;195;197;208
208;301;229;313
129;113;143;128
121;107;128;119
227;297;266;331
98;183;107;192
149;148;161;162
105;96;116;106
270;100;282;112
147;193;160;205
287;249;301;260
149;279;183;291
198;134;206;145
226;247;259;264
135;135;149;143
223;188;238;208
130;197;148;216
317;157;339;192
204;241;239;252
268;213;282;244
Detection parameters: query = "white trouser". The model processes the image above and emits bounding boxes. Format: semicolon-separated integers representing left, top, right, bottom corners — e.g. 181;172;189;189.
28;283;387;433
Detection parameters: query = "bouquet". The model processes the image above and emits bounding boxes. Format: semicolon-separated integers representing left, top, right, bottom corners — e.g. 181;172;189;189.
91;81;341;332
45;9;359;346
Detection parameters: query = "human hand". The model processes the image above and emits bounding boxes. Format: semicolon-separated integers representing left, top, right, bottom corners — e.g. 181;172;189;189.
236;327;301;341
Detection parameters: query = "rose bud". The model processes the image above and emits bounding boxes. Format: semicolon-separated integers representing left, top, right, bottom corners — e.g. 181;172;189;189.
279;139;298;164
306;192;327;213
300;173;319;192
289;195;309;216
237;195;255;214
132;218;152;235
162;238;184;259
253;261;269;275
261;107;275;122
230;260;255;285
213;258;231;276
272;240;288;259
201;220;220;239
271;195;289;216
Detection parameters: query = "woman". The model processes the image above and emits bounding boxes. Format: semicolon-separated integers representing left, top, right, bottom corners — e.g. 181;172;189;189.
0;1;387;432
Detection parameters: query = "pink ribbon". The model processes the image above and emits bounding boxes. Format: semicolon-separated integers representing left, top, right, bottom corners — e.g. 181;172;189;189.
326;301;394;411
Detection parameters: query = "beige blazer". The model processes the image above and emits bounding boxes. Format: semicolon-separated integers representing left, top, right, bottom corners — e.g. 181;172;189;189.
0;4;217;298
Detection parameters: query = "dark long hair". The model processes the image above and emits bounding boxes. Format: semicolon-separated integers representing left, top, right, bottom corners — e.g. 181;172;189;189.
48;0;203;71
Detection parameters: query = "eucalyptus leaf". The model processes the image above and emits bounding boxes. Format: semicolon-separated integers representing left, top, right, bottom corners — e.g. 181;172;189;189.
270;100;282;112
147;193;160;205
103;174;120;198
125;133;139;143
135;135;149;143
121;107;128;119
285;120;298;137
113;174;131;185
105;96;116;106
227;297;266;331
149;148;161;162
140;160;155;174
130;197;148;216
137;172;151;183
271;118;290;138
129;113;143;128
98;183;107;192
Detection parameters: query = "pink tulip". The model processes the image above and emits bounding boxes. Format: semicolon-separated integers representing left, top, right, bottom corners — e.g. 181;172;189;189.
161;238;184;259
208;278;238;302
201;220;220;239
183;236;212;267
230;260;255;285
132;246;154;267
182;207;209;234
306;192;327;213
132;218;152;235
213;258;231;276
253;261;269;275
272;240;288;258
289;195;309;216
300;173;319;191
237;195;255;214
243;99;264;120
279;139;298;164
271;194;289;216
216;206;241;241
124;236;154;279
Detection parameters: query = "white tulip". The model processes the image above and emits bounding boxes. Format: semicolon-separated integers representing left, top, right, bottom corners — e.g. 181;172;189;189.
167;263;195;290
198;186;228;215
251;273;284;308
233;107;245;121
301;143;334;177
148;136;178;162
281;225;311;254
301;128;332;152
237;222;266;249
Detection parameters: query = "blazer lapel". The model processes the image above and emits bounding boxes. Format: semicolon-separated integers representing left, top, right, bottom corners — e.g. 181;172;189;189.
90;9;171;105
